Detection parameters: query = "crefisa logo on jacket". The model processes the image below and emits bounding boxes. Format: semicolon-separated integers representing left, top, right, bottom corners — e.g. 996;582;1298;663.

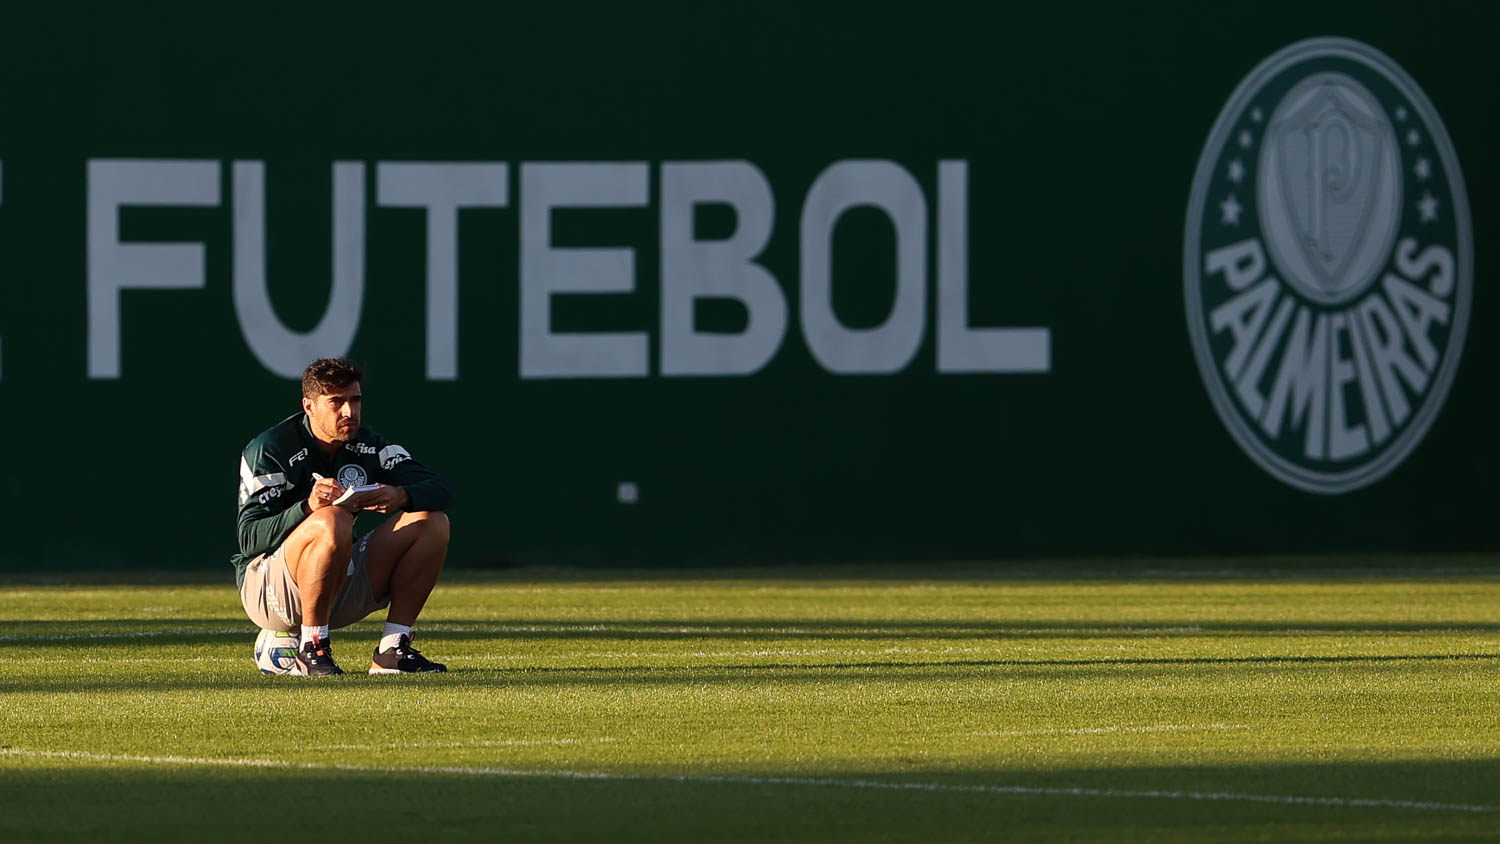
1185;37;1471;494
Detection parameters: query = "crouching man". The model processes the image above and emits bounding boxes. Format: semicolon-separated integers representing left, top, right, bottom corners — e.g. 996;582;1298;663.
230;357;454;676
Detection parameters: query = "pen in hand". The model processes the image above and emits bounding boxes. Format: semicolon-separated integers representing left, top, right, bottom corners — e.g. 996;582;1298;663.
310;473;340;509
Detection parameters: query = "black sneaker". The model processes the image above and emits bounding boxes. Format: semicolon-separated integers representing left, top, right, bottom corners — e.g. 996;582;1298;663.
369;634;447;674
295;638;344;676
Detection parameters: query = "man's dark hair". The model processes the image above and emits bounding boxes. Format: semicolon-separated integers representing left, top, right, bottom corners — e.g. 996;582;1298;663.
302;357;365;399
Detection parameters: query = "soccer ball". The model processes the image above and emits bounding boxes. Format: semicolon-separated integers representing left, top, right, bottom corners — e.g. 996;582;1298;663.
253;629;300;675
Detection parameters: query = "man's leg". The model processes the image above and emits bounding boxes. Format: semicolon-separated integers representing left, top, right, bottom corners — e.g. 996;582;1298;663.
358;511;451;674
363;511;450;626
282;507;356;627
280;507;356;676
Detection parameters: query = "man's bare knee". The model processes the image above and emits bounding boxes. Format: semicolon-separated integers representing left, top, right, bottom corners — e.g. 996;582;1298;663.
408;511;451;546
298;508;354;570
308;507;355;545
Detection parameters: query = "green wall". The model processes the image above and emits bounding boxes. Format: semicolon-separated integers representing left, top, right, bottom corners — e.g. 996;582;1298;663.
0;3;1495;571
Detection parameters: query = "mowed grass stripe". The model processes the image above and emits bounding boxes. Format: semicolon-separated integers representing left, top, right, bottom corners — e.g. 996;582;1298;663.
6;748;1497;814
969;723;1250;737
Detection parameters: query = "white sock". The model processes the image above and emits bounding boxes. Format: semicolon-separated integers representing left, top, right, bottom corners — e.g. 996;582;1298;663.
380;622;413;652
302;624;330;645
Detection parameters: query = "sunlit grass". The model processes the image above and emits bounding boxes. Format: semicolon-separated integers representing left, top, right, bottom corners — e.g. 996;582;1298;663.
2;562;1498;842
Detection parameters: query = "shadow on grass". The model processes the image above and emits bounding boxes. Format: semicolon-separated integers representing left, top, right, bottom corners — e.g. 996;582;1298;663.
3;554;1500;588
0;756;1496;843
5;616;1500;643
5;656;1498;695
4;613;1495;694
1;617;1495;695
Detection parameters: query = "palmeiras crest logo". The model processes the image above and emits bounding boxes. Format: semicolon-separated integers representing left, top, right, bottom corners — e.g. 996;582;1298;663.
337;463;369;488
1185;38;1471;494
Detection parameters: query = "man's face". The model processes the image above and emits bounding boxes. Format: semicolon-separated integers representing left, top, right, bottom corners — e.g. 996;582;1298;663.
302;383;362;444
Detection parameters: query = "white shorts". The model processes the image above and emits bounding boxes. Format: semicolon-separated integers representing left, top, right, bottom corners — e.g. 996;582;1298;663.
239;532;389;631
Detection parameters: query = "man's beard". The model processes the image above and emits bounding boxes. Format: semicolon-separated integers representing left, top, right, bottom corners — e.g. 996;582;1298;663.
323;419;355;444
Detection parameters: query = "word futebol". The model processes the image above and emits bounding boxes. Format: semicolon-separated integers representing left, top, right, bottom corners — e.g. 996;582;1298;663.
55;159;1048;381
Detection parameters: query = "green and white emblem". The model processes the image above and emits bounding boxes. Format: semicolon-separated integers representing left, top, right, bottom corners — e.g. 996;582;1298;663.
337;463;369;488
1185;38;1471;493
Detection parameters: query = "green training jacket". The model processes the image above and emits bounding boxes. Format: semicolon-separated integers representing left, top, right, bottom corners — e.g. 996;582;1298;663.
230;412;455;588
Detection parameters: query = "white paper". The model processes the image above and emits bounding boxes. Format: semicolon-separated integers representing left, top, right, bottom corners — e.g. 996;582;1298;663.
331;484;383;506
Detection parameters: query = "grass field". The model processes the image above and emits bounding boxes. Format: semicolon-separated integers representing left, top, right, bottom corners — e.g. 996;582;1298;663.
2;559;1498;842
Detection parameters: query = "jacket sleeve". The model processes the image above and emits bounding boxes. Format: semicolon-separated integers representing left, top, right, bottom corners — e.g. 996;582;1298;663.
373;438;455;512
236;447;308;558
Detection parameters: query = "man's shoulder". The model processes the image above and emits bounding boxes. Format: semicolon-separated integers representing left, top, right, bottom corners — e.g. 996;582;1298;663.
242;413;307;462
348;426;419;472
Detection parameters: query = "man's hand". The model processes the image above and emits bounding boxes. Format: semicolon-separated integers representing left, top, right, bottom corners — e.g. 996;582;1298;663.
341;483;410;514
306;477;347;513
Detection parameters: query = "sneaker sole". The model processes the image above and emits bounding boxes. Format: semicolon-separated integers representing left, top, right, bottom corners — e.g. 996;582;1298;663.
369;662;447;674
